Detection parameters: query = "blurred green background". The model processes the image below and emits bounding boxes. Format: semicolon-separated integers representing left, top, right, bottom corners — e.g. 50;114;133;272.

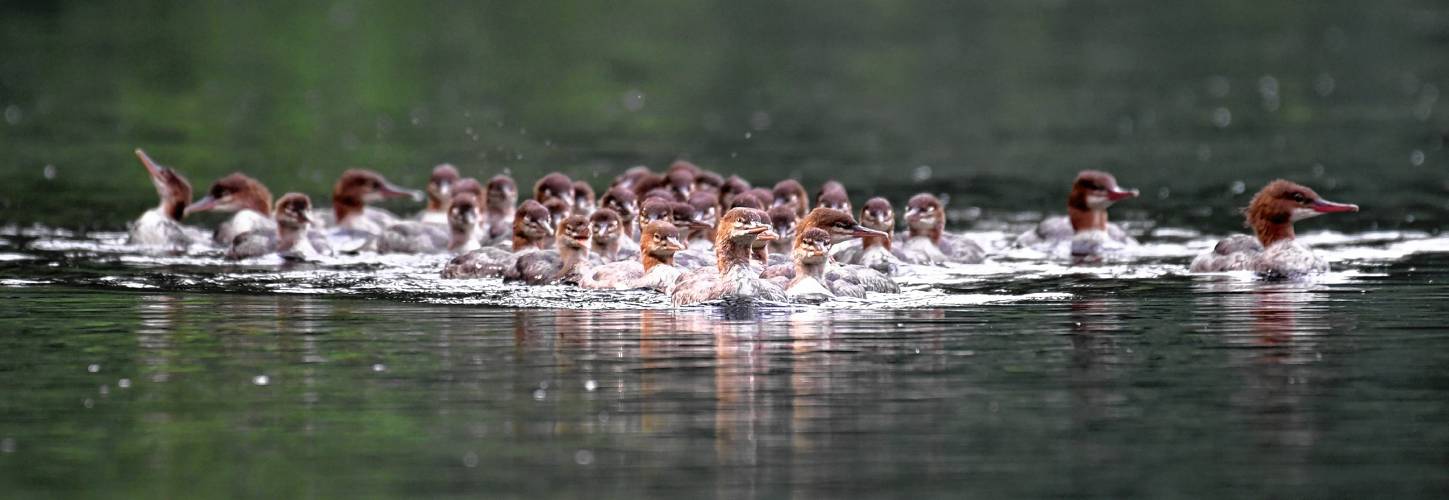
0;0;1445;232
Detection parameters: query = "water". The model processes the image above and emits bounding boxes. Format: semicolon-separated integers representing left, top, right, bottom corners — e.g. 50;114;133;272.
3;0;1449;498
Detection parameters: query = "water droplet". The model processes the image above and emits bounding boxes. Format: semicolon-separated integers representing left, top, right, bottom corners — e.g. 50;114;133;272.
462;452;479;468
584;380;598;391
1157;187;1171;199
117;378;131;389
83;398;94;409
1314;74;1336;97
574;449;595;465
743;131;752;139
42;165;56;180
3;105;20;125
1197;145;1212;162
1410;150;1425;166
372;363;386;372
252;375;270;386
1211;108;1232;128
98;385;109;396
621;90;645;112
0;438;13;453
532;389;546;401
911;165;932;182
1312;163;1326;177
749;111;772;131
87;364;100;373
1230;181;1246;194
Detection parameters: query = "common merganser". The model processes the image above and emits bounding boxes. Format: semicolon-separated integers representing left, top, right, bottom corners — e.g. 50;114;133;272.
746;188;774;210
612;166;653;191
694;170;724;196
440;200;553;279
728;192;765;210
572;180;596;216
896;193;984;265
227;193;331;260
664;168;695;201
186;172;275;246
542;198;572;229
686;191;721;249
327;169;423;252
720;175;752;206
582;220;686;292
833;197;902;274
504;214;592;285
816;180;846;203
760;208;898;294
766;205;798;258
1014;170;1139;261
772;179;809;218
483;175;517;242
599;186;639;239
127;149;197;253
588;208;639;263
1190;180;1358;277
417;164;460;225
534;172;574;205
670;207;786;306
445;192;482;254
815;183;851;213
779;227;861;302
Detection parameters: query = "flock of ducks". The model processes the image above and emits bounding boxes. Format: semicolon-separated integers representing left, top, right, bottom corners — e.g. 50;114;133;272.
126;148;1359;305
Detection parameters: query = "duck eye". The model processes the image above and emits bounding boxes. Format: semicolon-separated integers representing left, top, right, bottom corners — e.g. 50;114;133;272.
1291;192;1307;203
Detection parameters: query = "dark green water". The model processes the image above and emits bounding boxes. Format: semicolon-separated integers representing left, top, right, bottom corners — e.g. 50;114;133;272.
3;1;1449;498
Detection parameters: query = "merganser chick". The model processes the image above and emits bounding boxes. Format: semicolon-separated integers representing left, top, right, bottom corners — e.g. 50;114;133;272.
542;198;572;229
766;205;798;257
897;193;985;264
816;188;851;213
747;188;775;210
505;214;592;285
670;208;786;306
612;166;654;190
599;186;639;239
534;172;574;205
186;172;275;246
583;220;686;292
772;179;810;218
1015;170;1139;261
588;208;639;263
445;192;482;254
667;159;702;177
483;175;517;242
816;180;846;204
729;192;765;210
127;149;197;252
720;175;752;206
833;197;902;274
761;208;898;294
694;170;724;196
227;193;331;260
665;168;695;201
417;164;460;225
440;200;553;279
1190;180;1358;277
686;191;721;248
780;228;859;302
572;180;596;216
327;169;423;252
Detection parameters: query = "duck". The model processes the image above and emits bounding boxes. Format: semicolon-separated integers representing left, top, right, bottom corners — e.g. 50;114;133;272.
127;149;199;253
766;205;798;258
534;172;575;205
685;191;721;249
444;192;482;254
542;198;572;229
504;214;592;285
588;208;639;263
582;220;686;292
778;227;862;302
483;175;517;242
772;179;810;218
572;180;596;216
832;197;903;274
612;166;654;191
720;175;752;206
815;183;851;213
896;193;985;265
417;164;460;225
671;208;787;306
440;200;553;279
760;207;898;294
226;193;331;260
1189;180;1358;277
185;172;276;246
1014;170;1139;261
326;169;423;252
598;186;639;239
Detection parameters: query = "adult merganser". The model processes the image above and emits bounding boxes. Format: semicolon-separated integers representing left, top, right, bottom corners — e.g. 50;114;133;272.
1190;180;1358;277
599;186;639;239
127;149;197;253
582;220;686;292
588;208;639;263
671;207;786;306
772;179;809;218
227;193;331;260
766;205;798;258
483;175;517;242
504;214;592;285
417;164;460;225
327;169;423;252
779;227;861;302
572;180;596;216
534;172;574;205
186;172;275;246
760;207;898;294
833;197;902;274
1014;170;1139;261
440;200;553;279
896;193;984;264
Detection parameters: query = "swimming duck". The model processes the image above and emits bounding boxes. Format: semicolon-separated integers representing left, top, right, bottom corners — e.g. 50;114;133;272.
483;175;517;242
779;227;862;302
671;208;786;306
896;193;985;265
127;149;198;253
327;169;423;252
582;220;686;292
534;172;575;205
766;205;798;258
572;180;596;216
504;214;592;285
440;200;553;279
832;197;902;274
1014;170;1139;261
761;207;898;294
772;179;810;218
186;172;275;246
445;192;482;254
815;183;851;213
1190;180;1358;277
598;186;639;239
588;208;639;263
226;193;331;260
417;164;460;225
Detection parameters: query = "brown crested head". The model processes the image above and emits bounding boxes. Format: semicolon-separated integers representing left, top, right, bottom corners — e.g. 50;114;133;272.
447;192;480;231
716;207;776;245
817;188;851;213
272;192;314;229
641;220;685;256
903;193;946;239
1245;179;1358;246
768;205;798;242
134;149;193;220
794;227;833;263
484;175;516;208
533;172;574;203
613;165;653;190
555;214;592;250
542;197;572;227
730;193;765;210
588;208;622;242
666;168;695;201
599;186;638;220
772;179;809;213
334;169;422;204
816;180;846;201
694;170;724;193
1068;170;1138;211
513;199;554;248
801;207;887;244
427;164;461;208
721;175;751;203
572;180;596;213
187;172;273;216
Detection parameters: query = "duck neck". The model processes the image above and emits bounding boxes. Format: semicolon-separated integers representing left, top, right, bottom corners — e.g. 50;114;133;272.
426;193;446;212
909;223;942;245
643;250;674;273
555;243;587;279
1068;196;1108;233
276;222;304;252
449;223;478;252
593;236;620;260
333;193;365;224
717;239;755;274
162;196;188;221
863;225;892;250
1253;216;1295;247
795;257;826;280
